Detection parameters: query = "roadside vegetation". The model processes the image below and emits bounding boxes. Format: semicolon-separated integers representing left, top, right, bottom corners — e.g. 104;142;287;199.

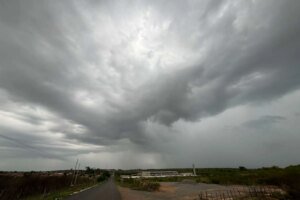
115;175;160;192
194;165;300;199
25;181;96;200
0;168;111;200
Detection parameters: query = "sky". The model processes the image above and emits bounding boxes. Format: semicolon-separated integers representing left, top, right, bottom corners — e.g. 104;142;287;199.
0;0;300;171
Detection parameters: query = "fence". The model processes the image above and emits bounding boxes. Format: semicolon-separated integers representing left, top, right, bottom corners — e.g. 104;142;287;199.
198;186;285;200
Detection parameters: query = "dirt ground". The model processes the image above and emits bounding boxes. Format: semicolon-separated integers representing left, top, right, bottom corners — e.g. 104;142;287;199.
118;182;285;200
118;182;230;200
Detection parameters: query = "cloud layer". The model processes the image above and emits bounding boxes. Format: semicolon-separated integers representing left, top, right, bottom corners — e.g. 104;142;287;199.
0;0;300;170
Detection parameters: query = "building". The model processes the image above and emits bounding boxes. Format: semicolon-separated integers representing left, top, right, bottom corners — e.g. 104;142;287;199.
120;166;196;179
138;171;179;177
180;172;194;176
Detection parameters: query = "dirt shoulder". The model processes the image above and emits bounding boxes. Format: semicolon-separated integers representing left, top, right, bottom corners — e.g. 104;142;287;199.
118;186;147;200
118;182;228;200
118;182;285;200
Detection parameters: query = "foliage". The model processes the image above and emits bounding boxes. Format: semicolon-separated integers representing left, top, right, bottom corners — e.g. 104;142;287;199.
85;167;104;177
117;178;160;192
0;174;92;200
262;165;300;199
97;170;111;182
25;181;96;200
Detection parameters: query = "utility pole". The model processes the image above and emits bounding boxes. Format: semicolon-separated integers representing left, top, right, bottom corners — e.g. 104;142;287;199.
74;163;80;185
193;163;196;176
71;159;78;186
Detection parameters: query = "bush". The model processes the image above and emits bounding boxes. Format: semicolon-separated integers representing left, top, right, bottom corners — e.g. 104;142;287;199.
120;178;160;191
262;167;300;199
97;171;111;183
138;181;160;191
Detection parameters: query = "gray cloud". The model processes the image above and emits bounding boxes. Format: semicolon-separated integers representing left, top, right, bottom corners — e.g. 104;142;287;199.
243;115;286;129
0;132;64;160
0;0;300;169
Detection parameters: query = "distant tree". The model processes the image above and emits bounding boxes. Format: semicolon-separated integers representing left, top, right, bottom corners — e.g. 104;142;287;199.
86;166;93;174
97;170;111;182
271;165;280;169
239;166;247;171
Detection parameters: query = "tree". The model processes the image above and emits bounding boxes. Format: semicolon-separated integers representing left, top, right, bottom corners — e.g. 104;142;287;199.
86;166;93;174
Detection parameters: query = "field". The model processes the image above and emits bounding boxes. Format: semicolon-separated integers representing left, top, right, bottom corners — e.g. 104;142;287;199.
115;165;300;199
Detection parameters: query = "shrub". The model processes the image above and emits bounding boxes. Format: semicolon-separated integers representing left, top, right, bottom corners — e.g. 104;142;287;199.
96;171;111;183
138;181;160;191
120;178;160;191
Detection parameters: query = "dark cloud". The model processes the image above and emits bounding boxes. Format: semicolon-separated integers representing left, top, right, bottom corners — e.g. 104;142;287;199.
0;0;300;169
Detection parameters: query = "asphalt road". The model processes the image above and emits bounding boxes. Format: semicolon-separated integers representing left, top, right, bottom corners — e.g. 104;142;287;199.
67;178;121;200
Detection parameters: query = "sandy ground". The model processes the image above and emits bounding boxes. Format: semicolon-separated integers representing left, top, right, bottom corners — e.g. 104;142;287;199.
118;182;230;200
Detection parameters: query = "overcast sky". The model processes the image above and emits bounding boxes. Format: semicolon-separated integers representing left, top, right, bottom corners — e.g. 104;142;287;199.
0;0;300;171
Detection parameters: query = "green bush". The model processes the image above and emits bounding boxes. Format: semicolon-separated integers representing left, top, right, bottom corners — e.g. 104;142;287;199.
97;171;111;182
137;181;160;191
120;178;160;191
262;166;300;199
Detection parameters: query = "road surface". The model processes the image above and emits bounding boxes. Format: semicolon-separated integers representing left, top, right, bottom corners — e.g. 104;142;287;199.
67;178;121;200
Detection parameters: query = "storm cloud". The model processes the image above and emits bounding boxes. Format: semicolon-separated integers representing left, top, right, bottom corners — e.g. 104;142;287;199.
0;0;300;170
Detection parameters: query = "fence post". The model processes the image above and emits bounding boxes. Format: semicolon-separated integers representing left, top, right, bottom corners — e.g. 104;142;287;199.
222;192;226;200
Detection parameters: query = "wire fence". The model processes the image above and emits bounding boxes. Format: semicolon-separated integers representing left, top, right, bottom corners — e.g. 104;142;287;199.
198;185;285;200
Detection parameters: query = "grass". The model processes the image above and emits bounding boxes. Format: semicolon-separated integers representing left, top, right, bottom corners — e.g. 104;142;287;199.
115;177;160;192
0;169;112;199
24;171;111;199
0;174;100;199
25;181;99;200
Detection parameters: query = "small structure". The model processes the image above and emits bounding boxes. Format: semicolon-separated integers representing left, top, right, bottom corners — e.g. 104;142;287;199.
180;172;194;176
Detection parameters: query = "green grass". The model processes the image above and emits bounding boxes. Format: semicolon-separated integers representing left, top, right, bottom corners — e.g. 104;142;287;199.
115;177;160;192
24;172;111;200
